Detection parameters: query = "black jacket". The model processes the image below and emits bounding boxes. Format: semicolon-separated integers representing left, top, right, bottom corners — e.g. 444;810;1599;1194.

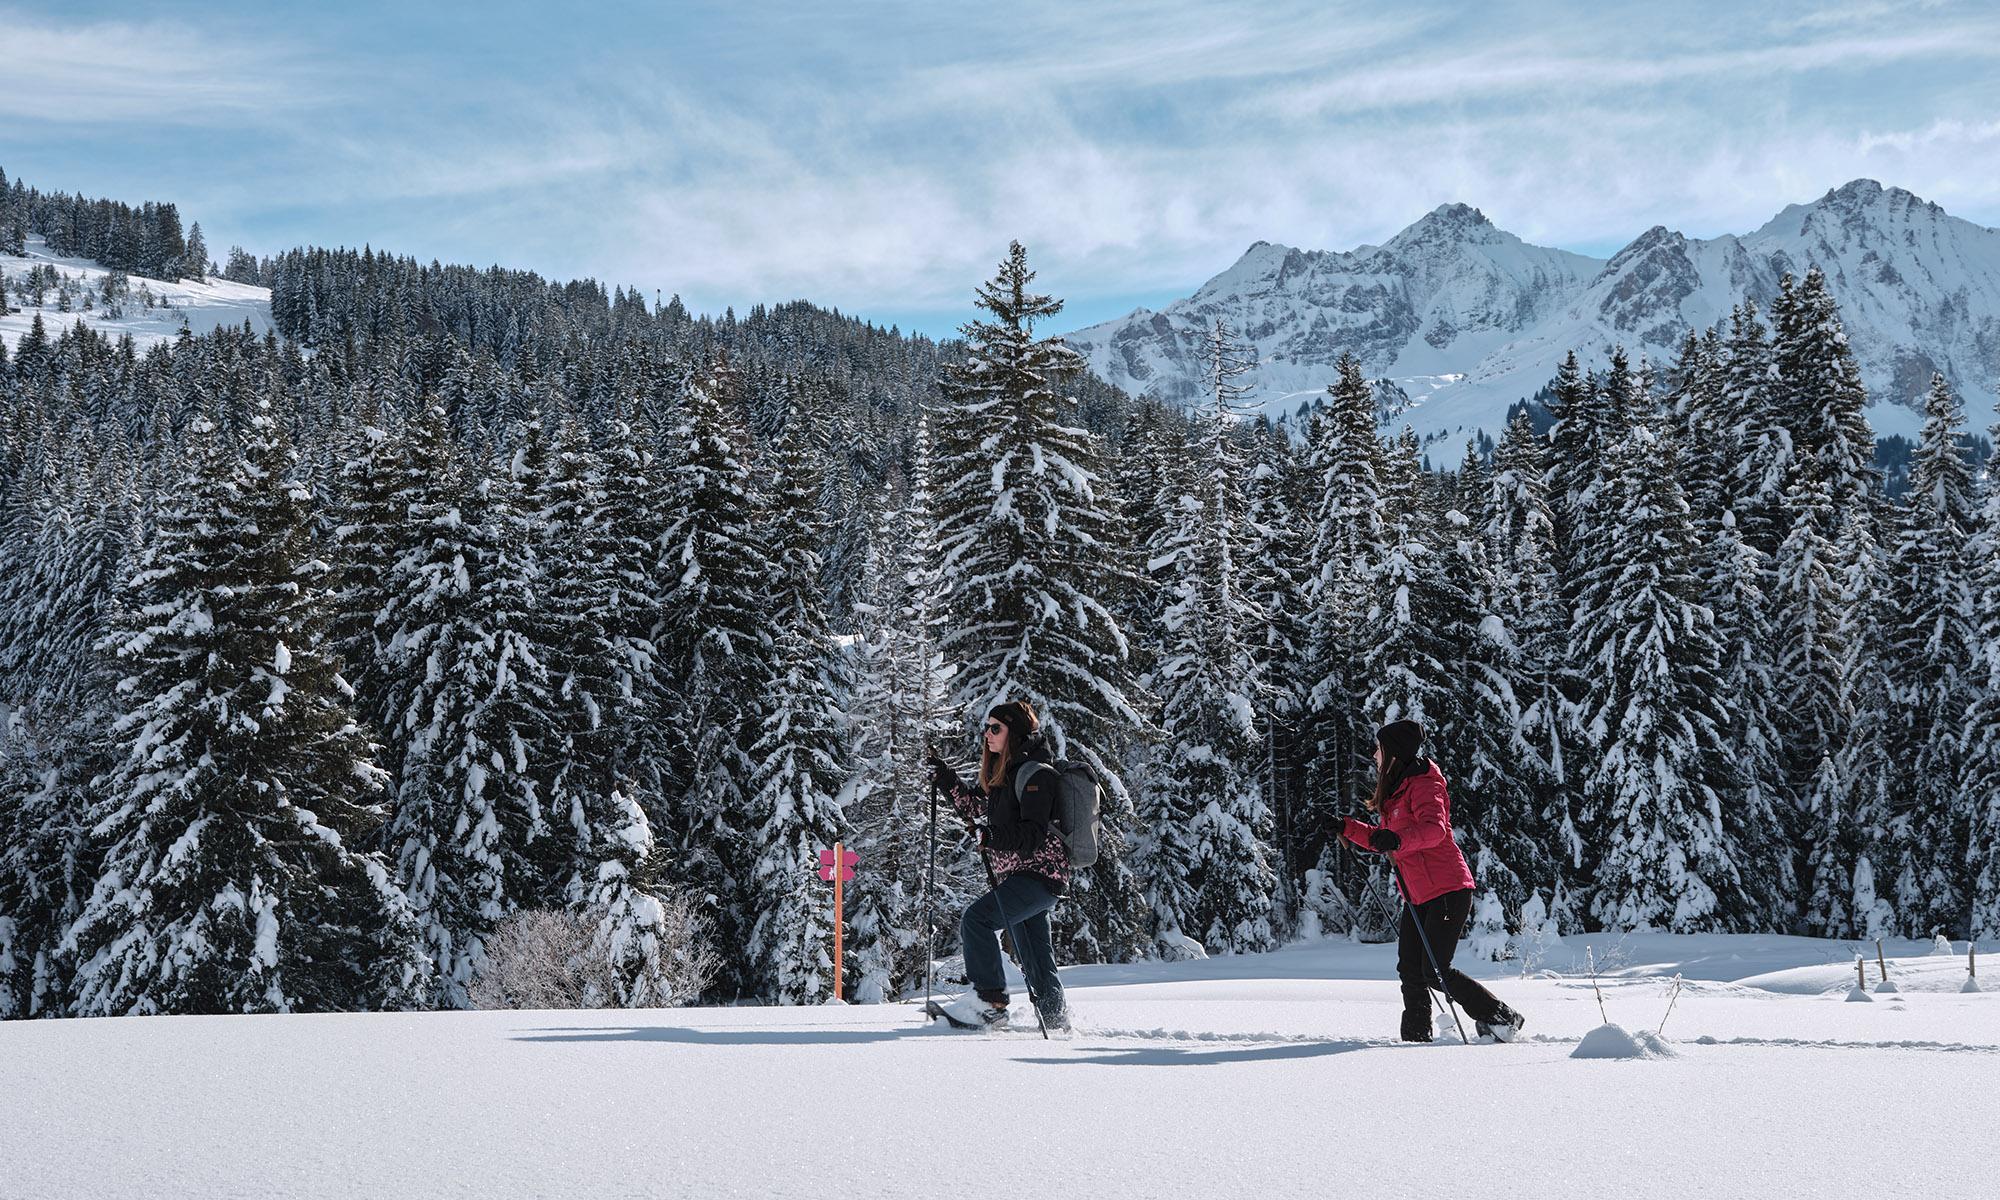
965;732;1069;893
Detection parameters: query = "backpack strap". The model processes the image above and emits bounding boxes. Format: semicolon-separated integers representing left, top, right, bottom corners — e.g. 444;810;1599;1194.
1012;759;1050;802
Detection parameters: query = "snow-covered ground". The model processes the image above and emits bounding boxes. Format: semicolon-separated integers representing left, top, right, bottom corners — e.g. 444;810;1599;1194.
3;932;1993;1199
0;236;273;352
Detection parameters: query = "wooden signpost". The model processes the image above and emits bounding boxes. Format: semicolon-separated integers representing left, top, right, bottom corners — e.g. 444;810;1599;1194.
818;844;858;1002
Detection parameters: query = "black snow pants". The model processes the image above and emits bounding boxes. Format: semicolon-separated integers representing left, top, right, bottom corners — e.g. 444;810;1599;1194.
1398;887;1506;1024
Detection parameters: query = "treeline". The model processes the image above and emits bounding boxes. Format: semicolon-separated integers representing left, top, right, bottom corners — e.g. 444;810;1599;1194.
3;207;1998;1023
0;166;209;282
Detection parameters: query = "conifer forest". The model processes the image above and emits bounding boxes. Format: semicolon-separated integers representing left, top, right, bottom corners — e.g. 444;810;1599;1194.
4;171;1999;1020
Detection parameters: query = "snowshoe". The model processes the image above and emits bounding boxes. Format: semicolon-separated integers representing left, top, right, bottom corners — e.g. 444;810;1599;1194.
1475;1004;1526;1043
925;992;1011;1031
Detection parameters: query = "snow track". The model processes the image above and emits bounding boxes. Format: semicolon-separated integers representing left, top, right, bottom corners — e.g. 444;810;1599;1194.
4;931;1993;1199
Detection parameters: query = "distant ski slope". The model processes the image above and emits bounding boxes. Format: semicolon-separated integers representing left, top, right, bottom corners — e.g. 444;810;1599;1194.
1;235;274;352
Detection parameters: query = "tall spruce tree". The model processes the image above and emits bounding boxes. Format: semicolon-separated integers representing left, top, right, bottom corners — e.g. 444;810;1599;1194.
1146;320;1276;954
932;241;1147;964
1837;515;1900;938
1301;352;1384;888
375;403;556;1005
1774;269;1878;522
1964;429;2000;940
1881;374;1978;936
842;417;973;999
1776;454;1854;934
1568;366;1749;931
67;404;426;1015
1241;421;1310;912
743;411;849;1002
652;366;773;988
0;444;136;1016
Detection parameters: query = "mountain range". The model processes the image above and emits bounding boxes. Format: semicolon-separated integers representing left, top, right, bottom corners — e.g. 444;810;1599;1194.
1063;181;2000;446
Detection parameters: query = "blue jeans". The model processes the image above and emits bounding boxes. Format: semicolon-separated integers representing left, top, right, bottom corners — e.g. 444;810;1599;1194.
960;873;1065;1020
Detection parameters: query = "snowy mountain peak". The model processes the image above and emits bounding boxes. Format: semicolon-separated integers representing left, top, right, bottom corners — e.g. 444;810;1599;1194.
1416;202;1496;234
1066;183;2000;444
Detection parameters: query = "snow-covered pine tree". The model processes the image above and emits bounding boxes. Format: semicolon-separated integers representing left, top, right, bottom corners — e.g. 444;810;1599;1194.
522;412;680;1001
67;403;427;1016
1568;363;1749;931
1544;350;1609;569
1773;452;1853;934
1300;352;1384;875
843;415;972;1000
1241;421;1310;915
1773;269;1878;524
1105;398;1180;935
1356;430;1463;759
1836;514;1899;939
1480;411;1573;918
1719;303;1790;559
932;242;1147;964
590;410;668;786
1881;374;1978;937
375;403;556;1006
743;409;849;1003
652;364;773;990
1964;429;2000;941
1673;329;1795;921
326;390;403;735
1145;320;1277;955
1443;439;1546;920
0;443;137;1016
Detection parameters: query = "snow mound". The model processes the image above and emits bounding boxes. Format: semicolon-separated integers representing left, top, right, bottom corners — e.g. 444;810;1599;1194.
1963;976;1982;994
1571;1023;1677;1060
1846;986;1874;1003
1158;932;1209;961
1930;935;1956;956
1876;980;1900;994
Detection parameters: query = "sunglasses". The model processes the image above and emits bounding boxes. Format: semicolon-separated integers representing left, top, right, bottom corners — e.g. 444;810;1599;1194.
984;722;1007;735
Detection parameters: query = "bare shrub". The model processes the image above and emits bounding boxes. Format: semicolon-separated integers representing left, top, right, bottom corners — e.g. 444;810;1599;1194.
468;895;720;1011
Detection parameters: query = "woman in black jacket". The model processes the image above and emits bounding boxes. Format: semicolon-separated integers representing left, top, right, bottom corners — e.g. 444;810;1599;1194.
928;700;1071;1031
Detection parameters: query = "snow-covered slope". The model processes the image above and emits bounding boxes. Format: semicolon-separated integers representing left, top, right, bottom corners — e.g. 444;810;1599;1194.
3;932;1992;1199
1068;181;2000;446
0;235;274;352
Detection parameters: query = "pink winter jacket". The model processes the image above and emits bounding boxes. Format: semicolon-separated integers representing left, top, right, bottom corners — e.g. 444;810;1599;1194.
1341;761;1476;906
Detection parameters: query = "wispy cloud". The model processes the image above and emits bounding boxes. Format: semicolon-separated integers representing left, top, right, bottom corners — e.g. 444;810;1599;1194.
12;0;2000;333
0;8;334;125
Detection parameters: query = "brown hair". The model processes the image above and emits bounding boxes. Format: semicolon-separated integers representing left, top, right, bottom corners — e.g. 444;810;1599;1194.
1366;719;1426;813
978;700;1039;792
1367;751;1414;814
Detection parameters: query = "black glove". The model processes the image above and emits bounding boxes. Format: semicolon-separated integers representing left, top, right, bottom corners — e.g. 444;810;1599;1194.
927;755;962;796
1368;828;1401;853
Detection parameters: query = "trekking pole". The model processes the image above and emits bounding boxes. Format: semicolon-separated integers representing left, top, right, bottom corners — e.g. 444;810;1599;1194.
1391;859;1471;1045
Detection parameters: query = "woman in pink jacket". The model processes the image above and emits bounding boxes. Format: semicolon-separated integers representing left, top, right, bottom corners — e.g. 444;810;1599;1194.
1343;719;1525;1043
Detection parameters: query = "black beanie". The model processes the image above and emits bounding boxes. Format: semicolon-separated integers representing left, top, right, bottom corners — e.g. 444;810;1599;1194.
987;700;1039;744
1376;719;1424;763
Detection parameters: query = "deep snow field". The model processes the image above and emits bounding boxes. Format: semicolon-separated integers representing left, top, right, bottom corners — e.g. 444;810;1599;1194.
2;931;1993;1200
0;236;274;352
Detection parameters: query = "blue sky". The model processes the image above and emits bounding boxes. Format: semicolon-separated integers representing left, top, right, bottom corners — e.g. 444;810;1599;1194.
7;0;2000;339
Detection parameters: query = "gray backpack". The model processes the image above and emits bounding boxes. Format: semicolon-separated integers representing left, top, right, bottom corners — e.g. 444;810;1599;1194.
1014;759;1103;868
